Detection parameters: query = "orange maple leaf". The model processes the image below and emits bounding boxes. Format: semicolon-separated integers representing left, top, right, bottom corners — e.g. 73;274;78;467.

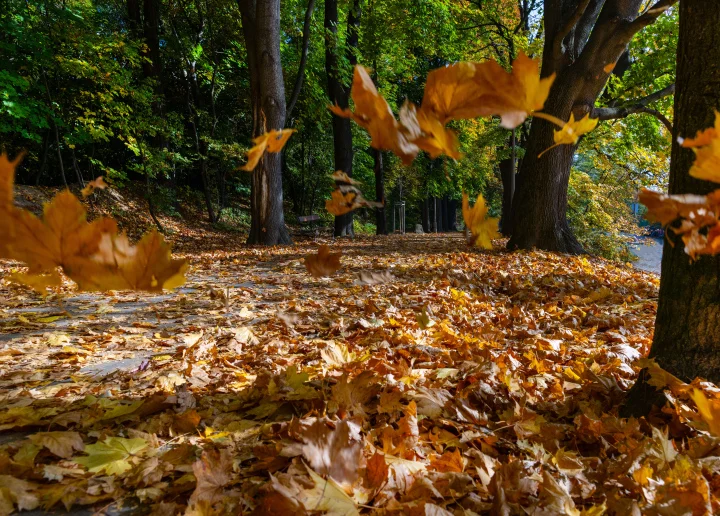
241;129;296;171
0;153;187;292
305;245;341;278
680;111;720;183
81;176;108;198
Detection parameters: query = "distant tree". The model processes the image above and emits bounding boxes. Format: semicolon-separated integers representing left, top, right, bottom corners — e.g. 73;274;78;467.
508;0;677;253
623;0;720;416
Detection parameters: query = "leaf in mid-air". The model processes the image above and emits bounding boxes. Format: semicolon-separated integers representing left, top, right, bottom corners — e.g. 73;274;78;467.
240;129;296;171
462;192;500;250
680;111;720;183
305;245;341;278
81;176;108;198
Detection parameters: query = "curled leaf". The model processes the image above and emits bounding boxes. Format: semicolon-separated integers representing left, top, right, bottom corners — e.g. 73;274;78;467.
462;192;499;250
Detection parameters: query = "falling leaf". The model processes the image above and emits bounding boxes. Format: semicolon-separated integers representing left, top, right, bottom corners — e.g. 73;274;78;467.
462;192;499;249
331;170;361;185
325;183;383;216
0;153;188;292
29;431;84;459
305;245;341;278
240;129;296;171
81;176;108;198
74;436;148;475
537;113;599;157
603;63;616;73
330;66;419;164
679;111;720;183
355;270;395;285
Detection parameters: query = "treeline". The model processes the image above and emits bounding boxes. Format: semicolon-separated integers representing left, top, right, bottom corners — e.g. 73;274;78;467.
1;0;675;253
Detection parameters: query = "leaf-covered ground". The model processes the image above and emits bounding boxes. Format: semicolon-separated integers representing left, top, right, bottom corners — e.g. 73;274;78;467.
1;234;718;515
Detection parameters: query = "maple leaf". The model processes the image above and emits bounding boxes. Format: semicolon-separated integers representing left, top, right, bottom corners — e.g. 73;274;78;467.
399;102;461;160
299;467;360;516
471;51;555;129
679;112;720;183
74;436;148;475
189;448;233;505
690;389;720;437
240;129;296;171
638;188;710;226
81;176;108;198
330;66;419;164
429;448;464;473
0;476;39;512
28;431;84;459
291;418;364;487
325;183;383;216
462;192;499;249
366;452;389;488
305;245;341;278
0;154;188;292
331;170;362;185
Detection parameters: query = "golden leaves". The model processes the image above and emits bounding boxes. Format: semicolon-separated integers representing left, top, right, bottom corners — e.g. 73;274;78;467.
81;176;108;198
462;192;499;249
0;153;187;292
240;129;296;171
680;111;720;183
305;245;341;278
536;112;599;157
332;53;560;166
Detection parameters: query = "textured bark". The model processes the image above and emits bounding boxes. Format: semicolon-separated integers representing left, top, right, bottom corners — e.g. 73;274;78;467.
239;0;292;245
421;197;430;233
326;0;361;237
286;0;316;122
623;0;720;416
373;149;386;234
509;0;677;253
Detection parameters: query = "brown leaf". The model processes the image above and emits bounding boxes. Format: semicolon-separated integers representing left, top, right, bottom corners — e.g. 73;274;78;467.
305;245;341;278
366;452;389;488
189;448;233;504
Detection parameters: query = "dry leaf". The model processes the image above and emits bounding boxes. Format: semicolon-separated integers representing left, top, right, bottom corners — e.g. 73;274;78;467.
189;448;233;504
305;245;341;278
462;192;499;249
81;176;108;198
240;129;296;171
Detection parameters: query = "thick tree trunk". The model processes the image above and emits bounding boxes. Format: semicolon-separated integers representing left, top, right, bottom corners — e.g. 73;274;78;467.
623;0;720;415
509;0;677;253
448;199;458;231
325;0;361;237
373;148;386;234
239;0;292;245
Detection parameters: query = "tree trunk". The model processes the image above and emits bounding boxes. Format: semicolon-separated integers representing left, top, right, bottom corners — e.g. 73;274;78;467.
373;148;386;234
508;0;677;253
499;129;516;236
421;197;430;233
325;0;361;237
448;199;458;231
623;0;720;416
239;0;292;245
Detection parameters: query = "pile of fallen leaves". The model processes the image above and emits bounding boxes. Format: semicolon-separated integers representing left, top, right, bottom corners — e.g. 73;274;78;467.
3;233;720;514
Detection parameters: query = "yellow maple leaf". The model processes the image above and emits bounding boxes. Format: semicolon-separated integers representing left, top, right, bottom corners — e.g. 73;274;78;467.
691;389;720;437
462;192;499;250
537;113;599;157
399;102;461;160
74;436;148;475
680;112;720;183
240;129;295;171
305;245;341;278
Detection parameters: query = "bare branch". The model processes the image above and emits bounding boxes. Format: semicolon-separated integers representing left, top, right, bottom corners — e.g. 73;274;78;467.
593;83;675;132
286;0;316;122
620;0;678;43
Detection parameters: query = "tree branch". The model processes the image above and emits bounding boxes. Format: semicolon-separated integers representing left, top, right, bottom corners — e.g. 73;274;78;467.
593;83;675;132
286;0;316;122
553;0;593;63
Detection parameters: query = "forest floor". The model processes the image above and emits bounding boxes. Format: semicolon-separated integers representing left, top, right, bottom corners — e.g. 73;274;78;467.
1;191;719;514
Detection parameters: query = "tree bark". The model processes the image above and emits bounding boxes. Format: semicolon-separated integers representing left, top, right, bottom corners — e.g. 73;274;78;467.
325;0;361;237
286;0;316;123
373;148;386;234
421;197;430;233
508;0;678;253
239;0;292;245
623;0;720;416
499;130;516;236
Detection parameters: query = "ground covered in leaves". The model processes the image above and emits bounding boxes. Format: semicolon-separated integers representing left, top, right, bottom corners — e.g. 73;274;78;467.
2;234;719;515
